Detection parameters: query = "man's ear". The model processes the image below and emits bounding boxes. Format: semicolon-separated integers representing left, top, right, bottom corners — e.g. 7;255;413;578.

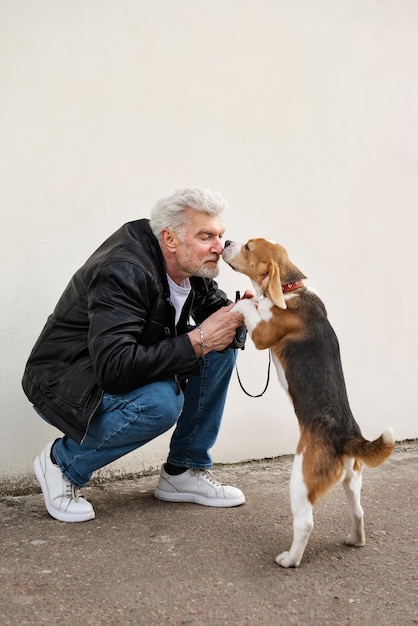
161;228;178;253
262;260;286;309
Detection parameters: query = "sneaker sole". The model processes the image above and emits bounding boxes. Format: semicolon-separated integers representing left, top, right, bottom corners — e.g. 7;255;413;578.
154;488;245;508
33;454;95;523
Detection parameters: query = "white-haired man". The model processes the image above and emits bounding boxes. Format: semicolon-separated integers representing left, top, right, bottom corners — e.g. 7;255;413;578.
23;188;248;522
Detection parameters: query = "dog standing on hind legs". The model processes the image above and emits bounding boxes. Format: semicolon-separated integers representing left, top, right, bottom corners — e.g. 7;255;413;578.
222;238;395;568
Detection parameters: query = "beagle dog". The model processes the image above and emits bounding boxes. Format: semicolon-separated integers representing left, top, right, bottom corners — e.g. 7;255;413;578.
222;238;394;568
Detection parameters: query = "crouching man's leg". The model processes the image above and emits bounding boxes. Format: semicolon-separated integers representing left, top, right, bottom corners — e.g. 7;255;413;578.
34;379;183;522
154;349;245;507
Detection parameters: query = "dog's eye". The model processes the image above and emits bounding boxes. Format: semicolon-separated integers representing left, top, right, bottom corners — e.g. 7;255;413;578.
245;243;250;251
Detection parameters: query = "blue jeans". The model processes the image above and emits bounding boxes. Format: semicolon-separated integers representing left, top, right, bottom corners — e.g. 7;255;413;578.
52;349;237;487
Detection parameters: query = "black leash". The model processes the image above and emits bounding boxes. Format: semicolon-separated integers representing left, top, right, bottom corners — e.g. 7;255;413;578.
235;349;272;398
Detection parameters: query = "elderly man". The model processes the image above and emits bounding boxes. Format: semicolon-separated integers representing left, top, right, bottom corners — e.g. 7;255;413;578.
22;187;247;522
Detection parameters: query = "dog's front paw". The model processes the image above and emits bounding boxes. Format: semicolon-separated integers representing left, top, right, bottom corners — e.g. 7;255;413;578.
275;551;300;568
232;298;260;334
232;298;256;315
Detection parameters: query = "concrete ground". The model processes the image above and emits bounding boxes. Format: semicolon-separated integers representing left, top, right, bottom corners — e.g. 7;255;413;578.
1;441;417;626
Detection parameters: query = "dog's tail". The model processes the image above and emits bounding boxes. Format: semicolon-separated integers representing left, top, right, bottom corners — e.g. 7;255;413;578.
343;427;395;467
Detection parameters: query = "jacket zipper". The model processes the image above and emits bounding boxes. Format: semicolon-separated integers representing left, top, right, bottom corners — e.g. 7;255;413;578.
81;390;104;444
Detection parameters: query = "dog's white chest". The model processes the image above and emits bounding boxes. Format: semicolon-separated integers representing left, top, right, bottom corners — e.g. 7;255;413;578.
258;297;274;321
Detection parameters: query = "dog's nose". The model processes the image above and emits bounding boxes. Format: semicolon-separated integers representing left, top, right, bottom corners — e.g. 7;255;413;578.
224;240;232;248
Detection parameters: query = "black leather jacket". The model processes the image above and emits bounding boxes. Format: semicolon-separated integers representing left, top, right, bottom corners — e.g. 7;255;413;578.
22;219;230;443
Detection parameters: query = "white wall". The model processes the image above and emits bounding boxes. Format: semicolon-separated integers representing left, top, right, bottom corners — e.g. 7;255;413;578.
1;0;417;489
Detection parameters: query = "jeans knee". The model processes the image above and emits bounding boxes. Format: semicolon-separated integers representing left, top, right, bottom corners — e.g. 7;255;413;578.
151;381;184;429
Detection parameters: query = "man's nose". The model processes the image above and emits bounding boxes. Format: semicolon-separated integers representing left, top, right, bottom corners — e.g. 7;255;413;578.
212;237;224;253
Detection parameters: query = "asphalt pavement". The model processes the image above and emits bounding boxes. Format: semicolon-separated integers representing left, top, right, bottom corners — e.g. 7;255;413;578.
1;441;417;625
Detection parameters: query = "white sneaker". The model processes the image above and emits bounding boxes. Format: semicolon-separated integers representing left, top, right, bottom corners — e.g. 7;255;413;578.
154;466;245;507
33;441;95;522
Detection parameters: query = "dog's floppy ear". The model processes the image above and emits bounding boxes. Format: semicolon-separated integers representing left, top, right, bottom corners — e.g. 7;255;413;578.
261;260;286;309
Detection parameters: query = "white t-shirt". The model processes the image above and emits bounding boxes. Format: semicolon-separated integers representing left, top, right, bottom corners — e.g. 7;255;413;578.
167;275;192;325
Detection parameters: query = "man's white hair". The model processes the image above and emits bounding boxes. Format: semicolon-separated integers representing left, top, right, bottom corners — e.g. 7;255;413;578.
150;187;227;241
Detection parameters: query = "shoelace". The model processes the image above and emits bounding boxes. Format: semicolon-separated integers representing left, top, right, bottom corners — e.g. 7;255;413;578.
194;469;224;487
64;481;84;502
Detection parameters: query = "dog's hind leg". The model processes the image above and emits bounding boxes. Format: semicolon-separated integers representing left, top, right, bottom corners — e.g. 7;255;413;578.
342;459;365;547
275;452;313;568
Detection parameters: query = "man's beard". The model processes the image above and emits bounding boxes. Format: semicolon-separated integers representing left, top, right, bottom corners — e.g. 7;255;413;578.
180;255;220;279
196;263;220;279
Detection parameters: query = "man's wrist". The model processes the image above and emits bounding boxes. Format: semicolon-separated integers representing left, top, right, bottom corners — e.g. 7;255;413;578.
197;326;205;358
188;327;206;358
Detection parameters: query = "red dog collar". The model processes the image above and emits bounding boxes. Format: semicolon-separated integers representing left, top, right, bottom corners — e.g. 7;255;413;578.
282;280;304;293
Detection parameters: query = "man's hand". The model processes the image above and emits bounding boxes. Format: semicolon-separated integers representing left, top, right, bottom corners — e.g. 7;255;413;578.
189;304;245;356
241;289;256;300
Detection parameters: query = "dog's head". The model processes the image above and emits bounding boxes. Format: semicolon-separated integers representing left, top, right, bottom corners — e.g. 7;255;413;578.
222;238;306;309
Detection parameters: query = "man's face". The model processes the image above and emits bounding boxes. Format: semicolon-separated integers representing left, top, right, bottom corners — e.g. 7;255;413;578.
170;208;225;280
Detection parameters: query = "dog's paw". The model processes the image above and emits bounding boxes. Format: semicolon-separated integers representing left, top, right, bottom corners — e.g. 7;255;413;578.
275;551;300;568
344;533;366;547
232;299;256;314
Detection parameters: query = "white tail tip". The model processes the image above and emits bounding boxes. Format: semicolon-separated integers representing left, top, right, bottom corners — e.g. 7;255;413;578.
383;427;395;445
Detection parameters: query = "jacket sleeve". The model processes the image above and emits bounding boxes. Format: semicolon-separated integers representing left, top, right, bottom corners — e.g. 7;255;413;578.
190;276;231;324
87;261;200;394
